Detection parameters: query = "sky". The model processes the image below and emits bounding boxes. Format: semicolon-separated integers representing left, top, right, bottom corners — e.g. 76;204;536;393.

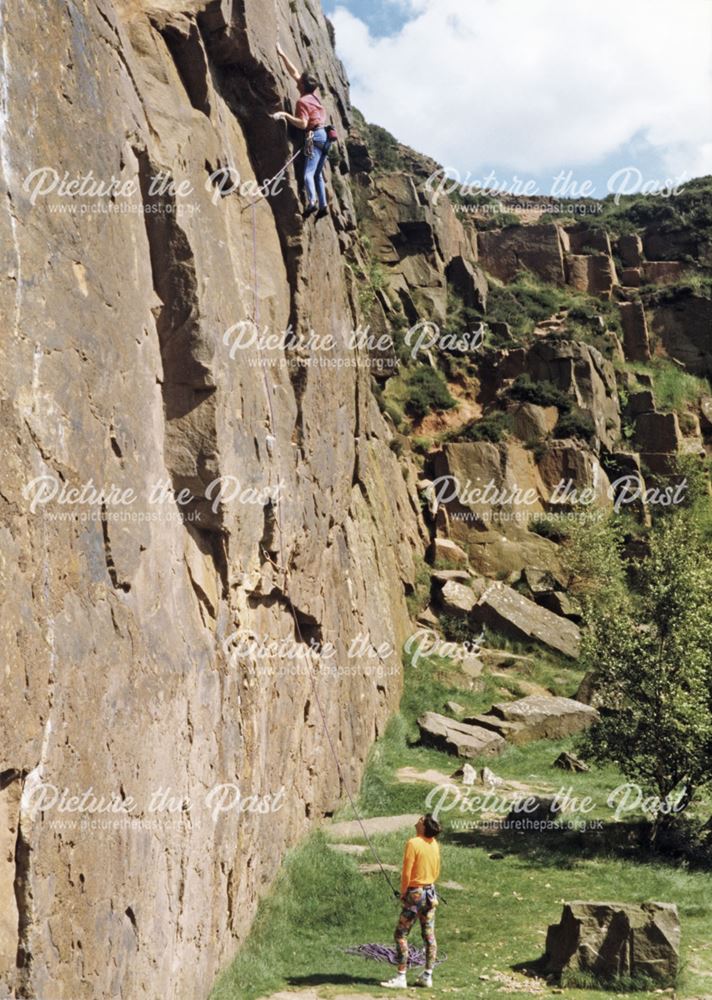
324;0;712;199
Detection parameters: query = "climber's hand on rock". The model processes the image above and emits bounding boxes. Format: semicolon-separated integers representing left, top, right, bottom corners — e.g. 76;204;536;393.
271;112;287;122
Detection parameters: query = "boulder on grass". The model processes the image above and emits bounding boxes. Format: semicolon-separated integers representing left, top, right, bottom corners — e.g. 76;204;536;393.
463;712;526;742
544;901;680;985
439;580;478;615
445;700;465;716
479;766;504;788
450;762;478;786
554;751;589;772
417;711;506;758
471;582;581;659
490;695;599;742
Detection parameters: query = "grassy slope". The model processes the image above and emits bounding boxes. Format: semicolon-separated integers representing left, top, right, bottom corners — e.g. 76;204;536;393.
211;647;712;1000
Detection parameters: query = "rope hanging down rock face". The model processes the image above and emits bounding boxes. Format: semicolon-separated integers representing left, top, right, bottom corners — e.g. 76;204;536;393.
240;145;303;214
247;198;402;902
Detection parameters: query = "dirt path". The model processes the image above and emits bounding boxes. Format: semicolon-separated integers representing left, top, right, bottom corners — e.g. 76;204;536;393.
260;992;411;1000
326;814;421;839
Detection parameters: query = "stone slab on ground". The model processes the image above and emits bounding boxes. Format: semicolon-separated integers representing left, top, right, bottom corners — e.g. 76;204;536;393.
491;695;599;742
418;711;507;758
463;713;526;742
472;581;581;659
327;814;421;839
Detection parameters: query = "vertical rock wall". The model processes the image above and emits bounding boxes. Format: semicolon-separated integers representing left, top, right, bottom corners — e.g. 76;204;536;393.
0;2;424;997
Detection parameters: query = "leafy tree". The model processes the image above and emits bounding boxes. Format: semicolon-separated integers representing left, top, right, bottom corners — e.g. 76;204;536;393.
572;511;712;843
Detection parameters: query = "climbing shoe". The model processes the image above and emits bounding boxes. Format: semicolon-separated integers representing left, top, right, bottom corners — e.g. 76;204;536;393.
303;203;317;218
380;971;407;989
316;205;329;219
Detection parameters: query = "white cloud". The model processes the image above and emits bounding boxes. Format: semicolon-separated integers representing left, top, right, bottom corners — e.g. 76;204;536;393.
332;0;712;183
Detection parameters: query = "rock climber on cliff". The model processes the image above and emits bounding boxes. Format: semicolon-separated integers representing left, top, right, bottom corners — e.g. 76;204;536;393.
271;42;333;219
381;813;442;990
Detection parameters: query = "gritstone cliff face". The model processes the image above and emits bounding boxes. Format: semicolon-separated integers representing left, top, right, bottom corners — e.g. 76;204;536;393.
0;2;426;997
2;2;712;998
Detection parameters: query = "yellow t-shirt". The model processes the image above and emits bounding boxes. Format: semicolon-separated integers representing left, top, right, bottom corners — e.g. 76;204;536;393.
400;835;441;896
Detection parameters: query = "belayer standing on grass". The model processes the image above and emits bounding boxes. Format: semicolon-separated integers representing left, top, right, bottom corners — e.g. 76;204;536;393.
381;813;442;990
271;42;334;219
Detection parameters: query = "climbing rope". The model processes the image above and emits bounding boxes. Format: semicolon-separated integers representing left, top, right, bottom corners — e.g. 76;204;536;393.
239;144;303;214
247;199;402;902
345;943;446;967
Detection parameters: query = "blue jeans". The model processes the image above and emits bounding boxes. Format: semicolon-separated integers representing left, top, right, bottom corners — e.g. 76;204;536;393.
304;128;331;209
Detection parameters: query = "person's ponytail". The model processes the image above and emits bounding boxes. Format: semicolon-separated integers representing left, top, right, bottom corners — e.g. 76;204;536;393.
423;813;441;838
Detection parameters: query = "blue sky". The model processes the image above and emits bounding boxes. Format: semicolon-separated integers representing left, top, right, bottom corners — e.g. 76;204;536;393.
324;0;712;199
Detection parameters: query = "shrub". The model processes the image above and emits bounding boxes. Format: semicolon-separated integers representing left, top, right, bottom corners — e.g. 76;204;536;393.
508;373;570;410
450;411;512;443
483;280;560;338
438;613;477;644
352;110;403;173
411;435;434;455
529;514;571;543
554;407;596;443
403;367;456;419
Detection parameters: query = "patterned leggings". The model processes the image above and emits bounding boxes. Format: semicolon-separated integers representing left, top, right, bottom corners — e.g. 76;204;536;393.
394;886;437;968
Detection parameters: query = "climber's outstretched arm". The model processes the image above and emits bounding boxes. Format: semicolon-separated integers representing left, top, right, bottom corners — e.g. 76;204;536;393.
276;42;301;83
271;110;308;130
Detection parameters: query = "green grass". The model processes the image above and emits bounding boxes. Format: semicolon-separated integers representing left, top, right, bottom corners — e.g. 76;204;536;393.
405;555;432;619
211;645;712;1000
472;274;624;346
621;358;710;416
210;812;712;1000
651;363;710;414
